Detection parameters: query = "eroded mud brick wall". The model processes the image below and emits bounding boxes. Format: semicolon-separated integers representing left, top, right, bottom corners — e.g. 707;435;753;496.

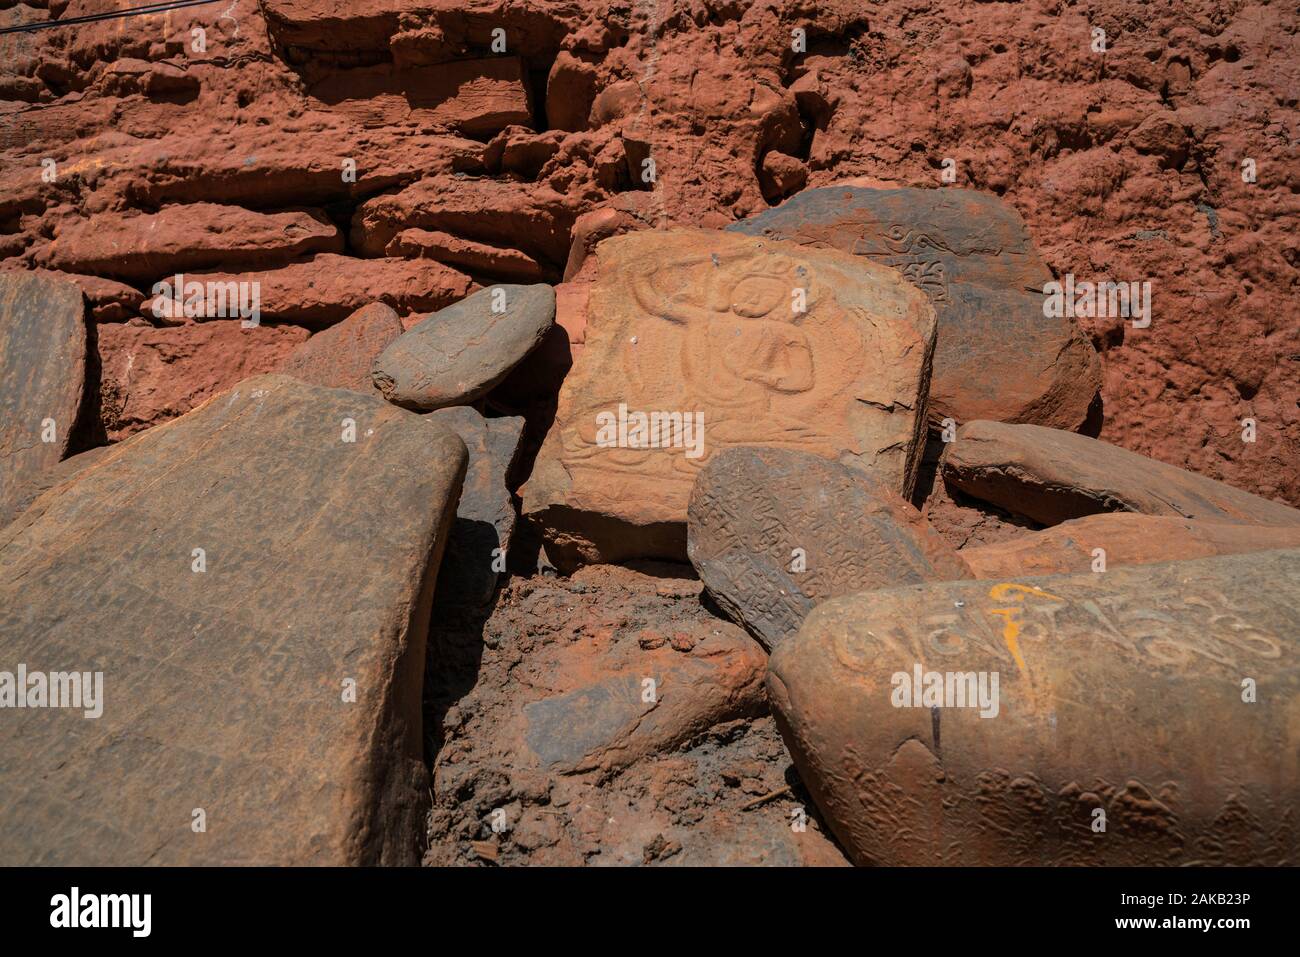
1;0;1297;505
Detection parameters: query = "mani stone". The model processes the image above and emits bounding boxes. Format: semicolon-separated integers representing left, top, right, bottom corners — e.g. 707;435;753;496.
426;406;526;608
371;284;555;411
521;228;937;569
944;420;1300;527
687;447;971;651
277;301;404;394
0;272;88;525
0;374;467;865
962;512;1300;579
767;548;1300;866
729;186;1102;431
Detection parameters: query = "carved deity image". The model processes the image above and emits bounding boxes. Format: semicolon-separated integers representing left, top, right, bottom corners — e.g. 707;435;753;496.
536;231;935;523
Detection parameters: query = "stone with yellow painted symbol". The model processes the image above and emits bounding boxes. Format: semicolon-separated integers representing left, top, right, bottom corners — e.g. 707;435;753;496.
767;549;1300;866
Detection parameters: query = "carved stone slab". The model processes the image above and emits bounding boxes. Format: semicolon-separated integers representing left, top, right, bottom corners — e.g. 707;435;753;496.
0;374;467;865
688;447;970;650
944;420;1300;527
522;228;937;568
730;187;1102;430
768;549;1300;865
0;271;88;525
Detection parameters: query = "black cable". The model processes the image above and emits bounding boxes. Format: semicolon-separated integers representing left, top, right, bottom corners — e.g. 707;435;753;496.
0;0;223;35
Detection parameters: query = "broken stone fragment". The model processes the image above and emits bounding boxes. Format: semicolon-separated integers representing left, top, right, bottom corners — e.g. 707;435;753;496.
38;204;342;283
372;283;555;411
943;420;1300;527
519;623;767;775
768;548;1300;866
0;374;467;865
145;254;475;329
688;447;970;650
387;227;547;282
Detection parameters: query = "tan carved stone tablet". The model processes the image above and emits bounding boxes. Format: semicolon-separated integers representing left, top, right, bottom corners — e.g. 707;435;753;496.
768;548;1300;866
522;228;937;568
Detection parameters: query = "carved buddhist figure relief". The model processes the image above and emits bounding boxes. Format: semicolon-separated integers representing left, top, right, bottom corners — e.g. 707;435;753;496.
525;229;936;539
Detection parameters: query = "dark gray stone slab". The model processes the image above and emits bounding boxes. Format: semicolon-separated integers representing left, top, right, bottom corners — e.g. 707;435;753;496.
0;374;467;865
427;406;525;607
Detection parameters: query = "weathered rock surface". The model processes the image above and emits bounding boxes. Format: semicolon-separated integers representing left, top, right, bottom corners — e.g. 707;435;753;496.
38;204;343;283
2;268;143;324
962;512;1300;578
388;228;547;283
372;283;555;411
147;254;476;329
426;564;848;866
278;302;403;394
944;420;1300;527
522;229;937;568
0;271;88;522
98;321;310;440
5;2;1296;506
427;406;526;608
307;57;532;138
0;374;468;865
688;447;971;651
730;187;1102;431
351;176;576;274
516;617;767;775
768;549;1300;866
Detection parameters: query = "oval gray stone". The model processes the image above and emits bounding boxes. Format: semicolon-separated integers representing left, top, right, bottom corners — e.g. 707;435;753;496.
687;447;971;651
372;283;555;410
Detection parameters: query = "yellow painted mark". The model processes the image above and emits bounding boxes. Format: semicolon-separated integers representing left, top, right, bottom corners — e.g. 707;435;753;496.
986;583;1063;683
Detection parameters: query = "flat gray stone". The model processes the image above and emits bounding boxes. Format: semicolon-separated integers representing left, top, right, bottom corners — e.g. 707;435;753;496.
373;284;555;410
0;374;467;865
